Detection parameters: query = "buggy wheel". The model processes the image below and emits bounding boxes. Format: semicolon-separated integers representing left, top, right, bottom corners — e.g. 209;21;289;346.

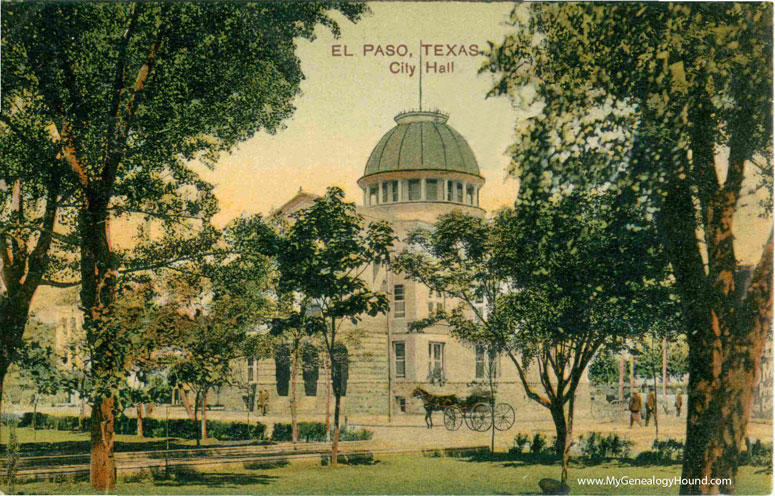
471;403;492;432
494;403;515;431
444;406;463;431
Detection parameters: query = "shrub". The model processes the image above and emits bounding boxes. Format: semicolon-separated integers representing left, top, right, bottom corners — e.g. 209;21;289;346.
272;422;371;442
740;439;773;468
509;432;531;455
579;432;633;461
633;438;684;465
15;412;266;441
339;427;373;441
530;433;547;454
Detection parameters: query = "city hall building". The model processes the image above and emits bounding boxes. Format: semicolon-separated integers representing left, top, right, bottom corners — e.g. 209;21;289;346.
229;109;557;418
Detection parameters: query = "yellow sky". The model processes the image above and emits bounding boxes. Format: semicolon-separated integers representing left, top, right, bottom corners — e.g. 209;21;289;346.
195;2;520;223
191;1;770;265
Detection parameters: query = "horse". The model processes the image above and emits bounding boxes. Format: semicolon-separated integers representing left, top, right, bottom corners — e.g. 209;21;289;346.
412;387;459;429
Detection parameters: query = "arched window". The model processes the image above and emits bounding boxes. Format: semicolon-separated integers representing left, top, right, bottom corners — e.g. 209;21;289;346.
302;343;319;397
332;344;349;397
274;344;290;396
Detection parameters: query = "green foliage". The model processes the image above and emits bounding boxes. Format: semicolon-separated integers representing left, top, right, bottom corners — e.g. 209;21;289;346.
740;439;774;468
579;432;634;462
509;432;531;455
17;412;267;441
4;419;20;494
1;1;368;410
249;187;394;410
588;349;629;387
530;433;548;454
634;438;684;465
271;422;372;443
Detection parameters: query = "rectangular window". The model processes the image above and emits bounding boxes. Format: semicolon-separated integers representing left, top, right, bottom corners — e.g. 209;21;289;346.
447;181;453;201
408;179;421;201
429;342;445;376
467;185;475;205
428;302;434;317
393;342;406;378
396;396;407;413
426;179;438;201
394;284;406;318
369;186;378;205
475;345;499;379
475;345;485;379
436;302;444;313
248;358;259;383
382;182;389;203
391;181;399;202
456;182;464;203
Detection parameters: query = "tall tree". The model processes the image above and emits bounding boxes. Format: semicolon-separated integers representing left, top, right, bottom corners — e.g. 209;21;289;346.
255;187;394;465
395;193;671;483
1;3;366;488
484;4;772;492
0;98;79;432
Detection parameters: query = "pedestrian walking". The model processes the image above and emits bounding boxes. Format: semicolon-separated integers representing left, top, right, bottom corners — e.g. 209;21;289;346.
675;389;683;416
629;390;643;427
645;389;657;426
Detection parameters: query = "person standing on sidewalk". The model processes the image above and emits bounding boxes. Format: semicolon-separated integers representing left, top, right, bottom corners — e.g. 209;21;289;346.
645;389;657;426
675;388;683;416
629;390;643;427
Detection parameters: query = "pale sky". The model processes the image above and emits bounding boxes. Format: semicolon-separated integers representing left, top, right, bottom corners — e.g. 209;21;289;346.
195;2;520;223
191;1;770;265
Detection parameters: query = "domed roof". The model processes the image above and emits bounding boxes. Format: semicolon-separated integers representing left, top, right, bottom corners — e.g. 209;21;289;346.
363;110;480;177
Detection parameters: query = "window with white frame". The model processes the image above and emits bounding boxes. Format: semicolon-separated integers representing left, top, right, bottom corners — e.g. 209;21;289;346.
475;344;499;379
429;342;445;376
393;341;406;378
394;284;406;318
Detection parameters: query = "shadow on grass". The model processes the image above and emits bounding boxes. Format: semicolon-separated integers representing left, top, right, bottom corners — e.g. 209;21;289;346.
461;451;563;468
151;467;279;487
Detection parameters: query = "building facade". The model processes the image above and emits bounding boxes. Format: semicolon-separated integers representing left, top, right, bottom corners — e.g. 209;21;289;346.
224;109;582;419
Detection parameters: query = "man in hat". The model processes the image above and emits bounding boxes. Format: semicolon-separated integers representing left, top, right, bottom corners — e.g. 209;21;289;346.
675;388;683;416
629;389;643;427
645;388;657;426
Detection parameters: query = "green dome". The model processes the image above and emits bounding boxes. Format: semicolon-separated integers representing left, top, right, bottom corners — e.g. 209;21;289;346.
363;111;480;177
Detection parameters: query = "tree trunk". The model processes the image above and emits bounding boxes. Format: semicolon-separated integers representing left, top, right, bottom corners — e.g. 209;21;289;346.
619;355;624;401
194;390;200;447
32;396;38;441
662;337;668;402
324;353;331;442
291;347;299;443
0;298;34;446
332;391;341;467
660;162;774;493
79;195;120;491
549;400;570;483
137;403;144;438
201;389;208;441
181;387;195;421
0;372;4;445
90;396;116;490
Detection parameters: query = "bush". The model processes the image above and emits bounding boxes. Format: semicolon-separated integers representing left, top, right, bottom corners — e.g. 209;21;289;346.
530;433;547;454
271;422;371;442
339;427;373;441
579;432;633;461
633;438;684;465
16;412;267;441
740;439;773;468
509;432;531;455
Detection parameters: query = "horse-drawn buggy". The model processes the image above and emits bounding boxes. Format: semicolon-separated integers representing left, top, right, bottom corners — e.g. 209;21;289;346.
412;387;516;431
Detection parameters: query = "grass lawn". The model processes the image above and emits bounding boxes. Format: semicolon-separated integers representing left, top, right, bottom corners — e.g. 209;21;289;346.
13;452;773;495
